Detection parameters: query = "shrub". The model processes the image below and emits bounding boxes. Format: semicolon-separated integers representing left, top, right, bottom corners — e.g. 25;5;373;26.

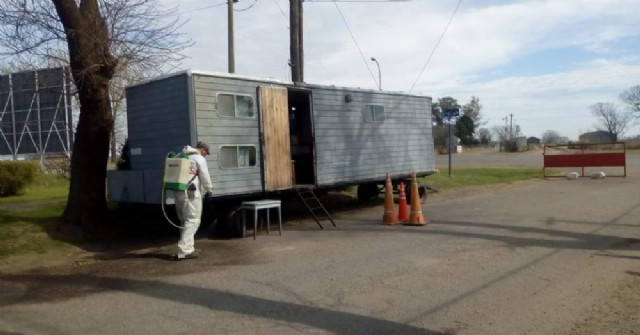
116;139;131;170
42;156;71;179
0;161;39;197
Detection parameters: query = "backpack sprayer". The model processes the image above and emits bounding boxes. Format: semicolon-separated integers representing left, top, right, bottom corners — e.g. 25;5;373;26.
161;152;193;229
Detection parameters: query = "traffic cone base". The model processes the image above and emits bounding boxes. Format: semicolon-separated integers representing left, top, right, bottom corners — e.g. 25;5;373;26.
404;210;426;226
382;172;400;225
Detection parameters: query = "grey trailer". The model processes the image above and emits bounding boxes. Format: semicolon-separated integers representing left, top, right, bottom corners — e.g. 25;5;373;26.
107;70;435;233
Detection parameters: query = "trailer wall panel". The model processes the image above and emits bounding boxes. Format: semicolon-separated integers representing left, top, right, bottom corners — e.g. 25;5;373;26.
191;73;264;196
126;73;192;171
310;87;434;186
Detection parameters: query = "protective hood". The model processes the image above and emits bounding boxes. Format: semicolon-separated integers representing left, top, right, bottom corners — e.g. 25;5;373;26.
182;145;199;155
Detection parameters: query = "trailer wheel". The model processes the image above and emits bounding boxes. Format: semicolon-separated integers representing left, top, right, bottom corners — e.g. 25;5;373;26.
357;183;380;202
405;183;427;204
217;203;246;238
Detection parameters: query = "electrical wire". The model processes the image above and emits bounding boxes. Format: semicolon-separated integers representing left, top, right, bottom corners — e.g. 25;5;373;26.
235;0;259;12
333;1;379;89
272;0;289;21
409;0;462;92
178;2;228;15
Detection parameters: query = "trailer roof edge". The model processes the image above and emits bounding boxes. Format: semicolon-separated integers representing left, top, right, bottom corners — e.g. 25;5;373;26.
126;69;431;98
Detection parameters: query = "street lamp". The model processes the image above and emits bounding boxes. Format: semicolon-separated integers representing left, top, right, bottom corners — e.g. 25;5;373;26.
370;57;381;90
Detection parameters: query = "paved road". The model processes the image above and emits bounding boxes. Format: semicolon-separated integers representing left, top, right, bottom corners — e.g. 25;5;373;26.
1;155;639;334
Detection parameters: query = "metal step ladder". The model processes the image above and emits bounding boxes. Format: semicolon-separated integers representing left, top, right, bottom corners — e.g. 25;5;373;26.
295;188;336;229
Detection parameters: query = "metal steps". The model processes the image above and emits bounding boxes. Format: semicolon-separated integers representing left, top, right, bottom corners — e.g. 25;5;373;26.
295;188;336;229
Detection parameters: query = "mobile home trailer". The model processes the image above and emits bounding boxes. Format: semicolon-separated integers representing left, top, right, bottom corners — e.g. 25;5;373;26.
107;70;435;234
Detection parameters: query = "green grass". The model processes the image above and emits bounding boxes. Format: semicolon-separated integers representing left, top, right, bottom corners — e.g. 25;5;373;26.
0;176;70;258
424;167;542;192
0;202;70;258
0;174;69;204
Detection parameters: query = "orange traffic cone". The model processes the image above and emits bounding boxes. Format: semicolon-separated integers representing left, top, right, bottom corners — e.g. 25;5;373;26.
404;171;426;226
382;172;399;225
397;181;409;222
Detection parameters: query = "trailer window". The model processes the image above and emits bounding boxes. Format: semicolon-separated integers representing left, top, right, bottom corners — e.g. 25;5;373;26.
217;93;255;118
363;104;385;122
219;145;257;169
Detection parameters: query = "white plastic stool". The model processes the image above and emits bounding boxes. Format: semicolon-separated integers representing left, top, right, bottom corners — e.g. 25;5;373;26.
241;200;282;240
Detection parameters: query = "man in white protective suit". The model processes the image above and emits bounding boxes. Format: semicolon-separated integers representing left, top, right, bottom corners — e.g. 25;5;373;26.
170;141;214;260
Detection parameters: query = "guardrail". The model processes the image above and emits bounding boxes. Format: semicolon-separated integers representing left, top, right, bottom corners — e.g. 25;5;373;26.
543;142;626;178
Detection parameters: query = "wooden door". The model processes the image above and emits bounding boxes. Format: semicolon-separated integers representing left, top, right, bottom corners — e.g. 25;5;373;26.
259;86;292;190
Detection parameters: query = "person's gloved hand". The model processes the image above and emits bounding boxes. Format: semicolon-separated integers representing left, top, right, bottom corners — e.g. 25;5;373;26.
204;191;213;199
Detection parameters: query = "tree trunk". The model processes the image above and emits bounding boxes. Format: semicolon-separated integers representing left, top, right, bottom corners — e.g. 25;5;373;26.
62;83;113;232
53;0;116;235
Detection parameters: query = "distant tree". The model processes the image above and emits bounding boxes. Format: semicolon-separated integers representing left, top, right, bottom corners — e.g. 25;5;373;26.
431;102;443;126
590;102;634;142
478;128;491;144
541;130;563;144
492;125;508;141
455;115;476;145
492;123;522;152
462;96;485;127
619;85;640;117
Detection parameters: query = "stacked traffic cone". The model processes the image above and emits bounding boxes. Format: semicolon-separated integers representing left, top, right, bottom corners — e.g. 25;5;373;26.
397;181;409;222
382;172;399;225
404;171;426;226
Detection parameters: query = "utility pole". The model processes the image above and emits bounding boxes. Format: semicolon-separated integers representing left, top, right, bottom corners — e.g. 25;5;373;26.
290;0;303;82
228;0;236;73
509;113;514;138
289;0;408;83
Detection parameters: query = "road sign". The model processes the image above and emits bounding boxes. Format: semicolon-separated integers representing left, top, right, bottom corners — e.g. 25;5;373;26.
443;108;460;118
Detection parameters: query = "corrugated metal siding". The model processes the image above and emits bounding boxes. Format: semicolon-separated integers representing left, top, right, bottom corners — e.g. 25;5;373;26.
127;73;192;171
191;74;264;196
311;87;434;186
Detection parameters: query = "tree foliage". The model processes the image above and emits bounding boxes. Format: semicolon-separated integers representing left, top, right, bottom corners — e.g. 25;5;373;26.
541;130;563;144
455;115;476;145
0;0;190;234
478;128;491;144
619;85;640;117
431;102;443;126
462;96;484;127
590;102;634;141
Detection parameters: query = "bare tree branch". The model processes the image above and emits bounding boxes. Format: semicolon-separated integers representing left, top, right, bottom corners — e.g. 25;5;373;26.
619;85;640;118
590;102;635;141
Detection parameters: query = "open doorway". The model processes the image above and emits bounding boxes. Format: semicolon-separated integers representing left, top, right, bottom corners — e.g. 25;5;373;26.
288;88;315;185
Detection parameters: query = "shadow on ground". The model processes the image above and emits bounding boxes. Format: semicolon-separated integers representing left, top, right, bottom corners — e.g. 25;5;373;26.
0;273;446;335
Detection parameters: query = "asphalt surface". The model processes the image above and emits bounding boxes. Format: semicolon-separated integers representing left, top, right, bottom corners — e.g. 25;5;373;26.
1;152;639;334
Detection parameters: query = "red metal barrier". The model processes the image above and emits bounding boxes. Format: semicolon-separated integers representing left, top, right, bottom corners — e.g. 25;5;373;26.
543;142;626;178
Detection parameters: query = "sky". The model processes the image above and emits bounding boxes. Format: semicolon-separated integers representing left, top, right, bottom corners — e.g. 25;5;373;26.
166;0;640;140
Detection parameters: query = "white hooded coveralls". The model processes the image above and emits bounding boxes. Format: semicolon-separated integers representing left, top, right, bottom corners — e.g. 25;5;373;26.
174;145;213;256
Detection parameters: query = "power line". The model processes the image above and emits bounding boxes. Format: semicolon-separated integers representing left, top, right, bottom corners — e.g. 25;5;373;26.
178;2;228;15
409;0;462;92
332;1;379;89
235;0;259;12
272;0;289;21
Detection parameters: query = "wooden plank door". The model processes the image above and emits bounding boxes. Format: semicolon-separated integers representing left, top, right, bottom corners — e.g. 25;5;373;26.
259;86;292;190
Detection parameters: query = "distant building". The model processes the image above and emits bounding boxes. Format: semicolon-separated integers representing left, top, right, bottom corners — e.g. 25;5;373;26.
527;137;541;144
579;131;616;143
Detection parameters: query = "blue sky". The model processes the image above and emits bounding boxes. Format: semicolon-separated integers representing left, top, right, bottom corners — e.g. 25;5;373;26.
168;0;640;140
